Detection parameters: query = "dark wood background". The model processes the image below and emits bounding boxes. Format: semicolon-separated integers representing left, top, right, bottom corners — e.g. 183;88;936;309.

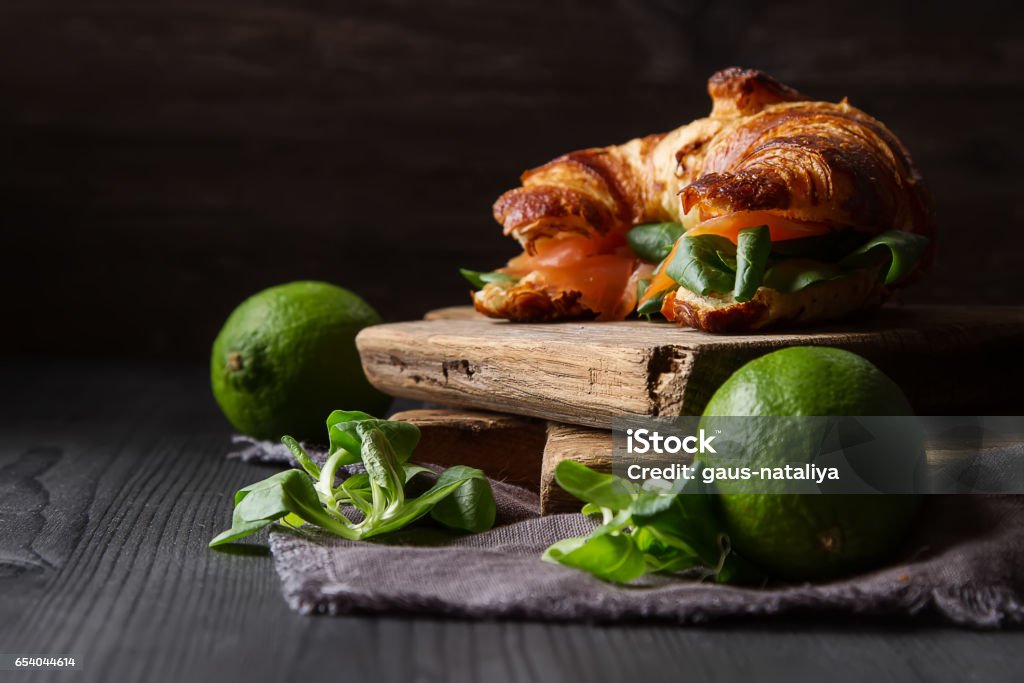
3;0;1022;360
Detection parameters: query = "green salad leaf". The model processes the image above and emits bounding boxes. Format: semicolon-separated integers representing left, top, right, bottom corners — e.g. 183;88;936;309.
636;257;675;317
636;290;667;317
209;469;356;547
542;461;761;584
768;231;867;260
210;413;497;548
761;259;847;293
733;225;771;302
664;235;737;296
629;224;929;317
626;222;686;262
554;460;638;510
282;435;321;478
327;410;421;466
761;231;930;294
840;230;930;284
635;277;655;317
429;465;497;533
543;532;648;583
460;269;520;289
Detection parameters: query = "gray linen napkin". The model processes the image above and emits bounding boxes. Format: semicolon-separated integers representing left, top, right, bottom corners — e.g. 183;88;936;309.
229;437;1024;628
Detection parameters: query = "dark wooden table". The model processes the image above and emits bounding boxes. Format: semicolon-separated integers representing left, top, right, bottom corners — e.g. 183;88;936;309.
2;361;1023;682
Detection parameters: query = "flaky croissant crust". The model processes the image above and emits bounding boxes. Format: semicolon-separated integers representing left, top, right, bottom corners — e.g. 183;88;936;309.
479;68;935;325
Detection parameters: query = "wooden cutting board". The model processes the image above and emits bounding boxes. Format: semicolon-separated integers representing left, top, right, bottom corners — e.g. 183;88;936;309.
359;305;1024;429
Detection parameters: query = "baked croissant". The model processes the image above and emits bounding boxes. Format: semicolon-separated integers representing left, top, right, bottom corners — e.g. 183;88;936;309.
471;68;935;332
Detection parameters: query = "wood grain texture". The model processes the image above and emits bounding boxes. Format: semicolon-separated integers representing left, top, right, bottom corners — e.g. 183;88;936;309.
358;305;1024;429
541;423;614;515
3;362;1024;682
1;1;1023;360
390;408;545;490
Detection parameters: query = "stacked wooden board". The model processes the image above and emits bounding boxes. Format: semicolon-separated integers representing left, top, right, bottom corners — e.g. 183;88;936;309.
357;306;1024;513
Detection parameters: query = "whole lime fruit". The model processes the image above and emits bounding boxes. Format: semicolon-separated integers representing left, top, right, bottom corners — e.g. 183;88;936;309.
700;346;922;580
210;281;391;442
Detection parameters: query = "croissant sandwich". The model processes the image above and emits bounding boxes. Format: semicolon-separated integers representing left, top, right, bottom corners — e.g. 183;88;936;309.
463;68;935;332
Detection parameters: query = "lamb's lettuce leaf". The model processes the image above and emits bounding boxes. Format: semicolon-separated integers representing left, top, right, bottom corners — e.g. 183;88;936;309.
733;226;771;302
652;227;930;306
327;410;421;466
768;231;868;260
840;231;930;285
210;414;496;548
626;222;686;262
761;259;847;293
542;461;764;584
459;269;519;289
664;235;737;296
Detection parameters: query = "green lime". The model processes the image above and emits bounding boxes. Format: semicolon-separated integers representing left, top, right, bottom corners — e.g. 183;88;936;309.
701;346;922;580
210;281;391;442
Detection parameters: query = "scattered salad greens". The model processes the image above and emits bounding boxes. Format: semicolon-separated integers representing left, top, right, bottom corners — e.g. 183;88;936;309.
627;221;930;315
542;460;761;584
209;411;496;547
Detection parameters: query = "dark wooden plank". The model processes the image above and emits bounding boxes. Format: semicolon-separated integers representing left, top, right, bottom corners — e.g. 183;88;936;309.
2;362;1024;683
